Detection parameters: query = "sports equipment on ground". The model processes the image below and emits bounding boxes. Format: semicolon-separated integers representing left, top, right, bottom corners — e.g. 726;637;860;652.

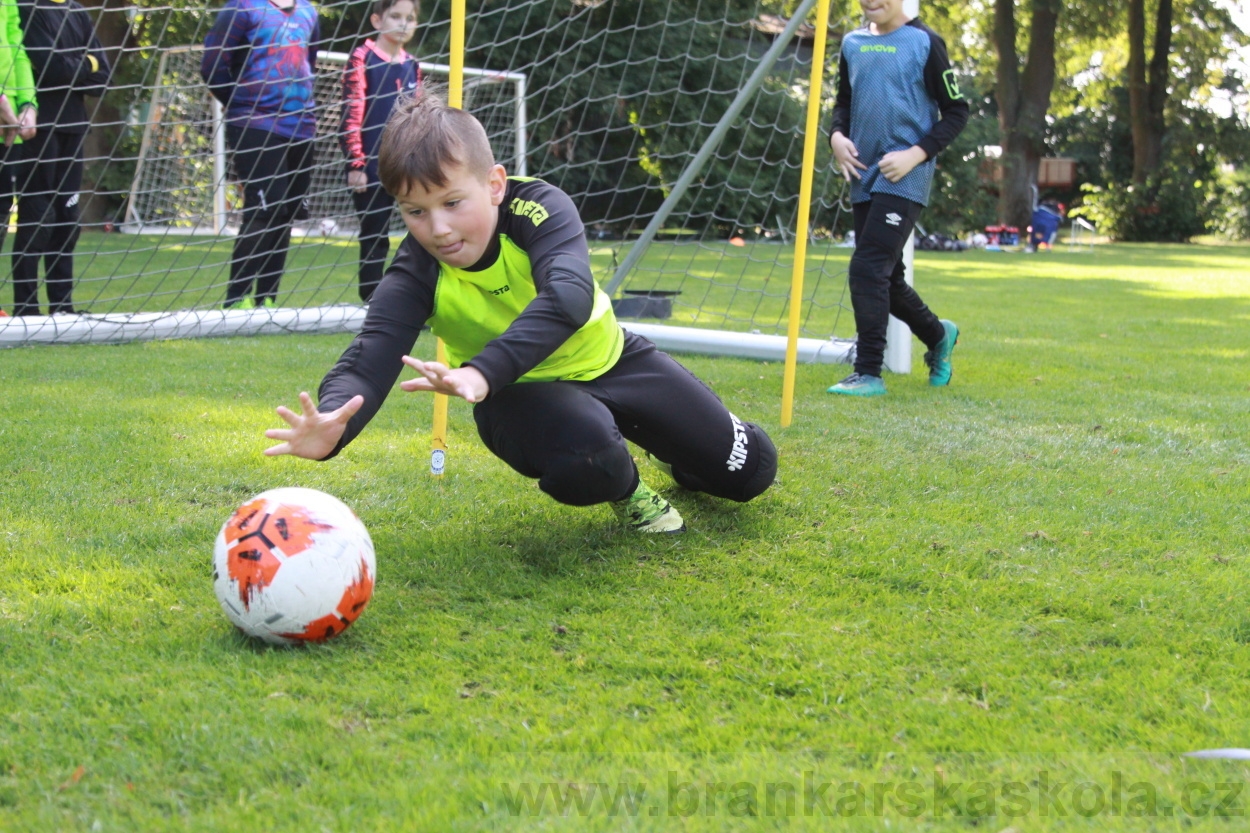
611;479;685;533
923;320;959;386
826;372;887;397
213;487;375;645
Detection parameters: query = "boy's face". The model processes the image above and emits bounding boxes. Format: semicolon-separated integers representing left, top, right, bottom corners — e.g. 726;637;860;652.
859;0;908;32
396;163;508;269
372;1;418;46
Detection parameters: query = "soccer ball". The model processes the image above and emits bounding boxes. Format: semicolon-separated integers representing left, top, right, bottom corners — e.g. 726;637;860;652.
319;218;339;237
212;487;375;645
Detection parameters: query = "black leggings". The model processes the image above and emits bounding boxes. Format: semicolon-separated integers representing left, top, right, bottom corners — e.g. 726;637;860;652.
353;183;393;303
225;125;315;306
848;193;945;377
11;130;84;316
472;333;777;506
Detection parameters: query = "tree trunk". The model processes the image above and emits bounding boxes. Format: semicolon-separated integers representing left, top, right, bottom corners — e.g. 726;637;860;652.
1128;0;1173;182
78;0;135;226
992;0;1061;229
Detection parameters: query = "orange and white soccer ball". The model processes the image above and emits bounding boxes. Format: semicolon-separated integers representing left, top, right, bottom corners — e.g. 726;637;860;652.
213;487;375;645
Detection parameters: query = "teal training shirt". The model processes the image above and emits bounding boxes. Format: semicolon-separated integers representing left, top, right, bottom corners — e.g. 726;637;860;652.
829;18;968;207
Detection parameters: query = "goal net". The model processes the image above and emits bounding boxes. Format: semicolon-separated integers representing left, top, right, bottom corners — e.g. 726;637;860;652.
125;48;526;236
1;0;859;357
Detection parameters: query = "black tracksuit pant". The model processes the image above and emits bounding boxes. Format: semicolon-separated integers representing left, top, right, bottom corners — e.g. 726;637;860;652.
11;130;85;316
473;333;777;507
225;125;315;307
848;193;946;377
352;183;393;303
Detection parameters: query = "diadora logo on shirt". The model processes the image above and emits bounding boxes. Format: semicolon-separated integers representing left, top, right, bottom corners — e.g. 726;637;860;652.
725;412;749;472
860;44;897;54
884;212;902;227
509;198;549;227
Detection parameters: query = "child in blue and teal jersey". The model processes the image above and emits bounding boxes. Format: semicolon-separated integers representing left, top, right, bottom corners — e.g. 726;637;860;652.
826;0;968;396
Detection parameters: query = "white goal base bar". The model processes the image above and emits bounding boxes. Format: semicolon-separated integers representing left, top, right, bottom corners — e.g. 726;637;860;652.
623;322;854;365
1;309;854;364
0;306;365;346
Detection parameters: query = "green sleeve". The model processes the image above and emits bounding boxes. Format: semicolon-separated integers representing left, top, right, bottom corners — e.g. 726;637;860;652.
1;0;36;111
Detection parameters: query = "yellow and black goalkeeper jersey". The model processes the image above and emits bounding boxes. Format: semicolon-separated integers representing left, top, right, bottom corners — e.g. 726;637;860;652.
316;177;622;459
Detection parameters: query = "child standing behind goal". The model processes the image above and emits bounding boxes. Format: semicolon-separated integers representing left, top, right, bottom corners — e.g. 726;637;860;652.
264;92;777;534
826;0;968;396
11;0;110;317
340;0;421;303
201;0;320;310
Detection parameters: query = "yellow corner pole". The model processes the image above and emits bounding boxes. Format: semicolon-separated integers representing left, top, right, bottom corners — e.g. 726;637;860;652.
780;0;831;428
448;0;465;108
431;0;466;476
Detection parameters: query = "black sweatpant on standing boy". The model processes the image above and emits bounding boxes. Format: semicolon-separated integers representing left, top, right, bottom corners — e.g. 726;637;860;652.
225;125;315;307
352;183;393;303
11;131;86;315
847;193;946;378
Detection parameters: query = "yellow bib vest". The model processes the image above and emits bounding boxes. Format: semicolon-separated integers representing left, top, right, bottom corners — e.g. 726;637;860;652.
425;235;624;383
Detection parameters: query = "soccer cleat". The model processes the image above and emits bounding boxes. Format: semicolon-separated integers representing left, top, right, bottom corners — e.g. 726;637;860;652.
645;451;674;479
826;372;886;397
924;319;959;386
260;298;277;309
611;479;685;533
0;309;8;317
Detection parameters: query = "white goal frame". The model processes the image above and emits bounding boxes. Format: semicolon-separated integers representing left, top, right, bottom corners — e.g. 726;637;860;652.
124;47;526;235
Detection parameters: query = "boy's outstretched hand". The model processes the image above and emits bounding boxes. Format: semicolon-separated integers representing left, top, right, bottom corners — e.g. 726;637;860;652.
264;392;363;459
400;356;490;403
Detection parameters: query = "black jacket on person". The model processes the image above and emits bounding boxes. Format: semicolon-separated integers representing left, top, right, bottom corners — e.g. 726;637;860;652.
18;0;112;134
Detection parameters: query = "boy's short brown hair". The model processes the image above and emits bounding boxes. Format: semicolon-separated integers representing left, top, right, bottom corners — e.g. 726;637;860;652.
371;0;417;20
377;89;497;196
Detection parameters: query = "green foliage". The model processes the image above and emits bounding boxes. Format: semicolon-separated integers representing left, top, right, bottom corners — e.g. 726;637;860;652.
1071;173;1211;242
1211;164;1250;240
925;91;999;237
449;0;828;232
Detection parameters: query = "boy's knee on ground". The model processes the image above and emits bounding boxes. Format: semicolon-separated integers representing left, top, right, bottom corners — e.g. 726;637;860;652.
537;443;635;506
673;421;777;503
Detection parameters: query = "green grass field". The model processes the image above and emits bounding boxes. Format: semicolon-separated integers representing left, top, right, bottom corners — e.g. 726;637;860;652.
2;241;1249;830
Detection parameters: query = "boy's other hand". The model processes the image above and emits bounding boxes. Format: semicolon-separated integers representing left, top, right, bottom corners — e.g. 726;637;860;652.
0;95;17;144
17;106;36;141
347;170;368;193
264;391;363;459
830;132;867;182
879;146;927;183
399;356;490;403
